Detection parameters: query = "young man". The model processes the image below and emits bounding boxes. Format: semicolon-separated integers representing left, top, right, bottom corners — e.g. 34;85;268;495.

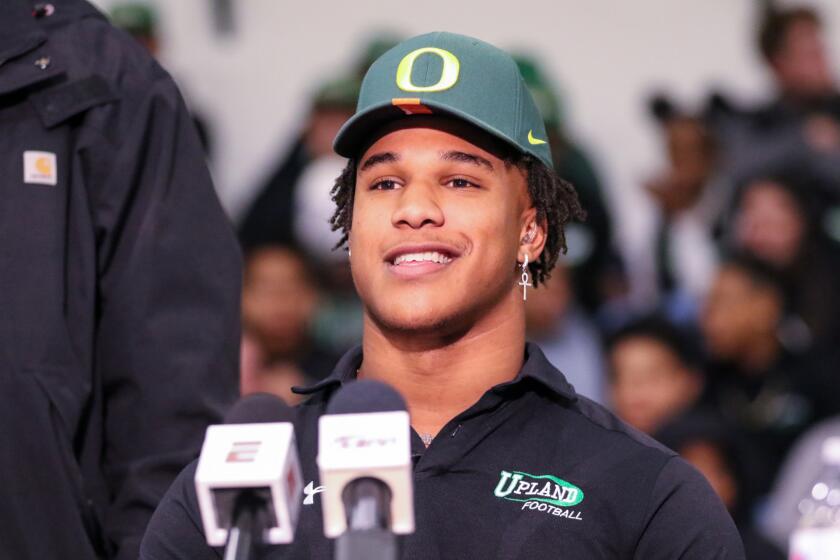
142;32;743;559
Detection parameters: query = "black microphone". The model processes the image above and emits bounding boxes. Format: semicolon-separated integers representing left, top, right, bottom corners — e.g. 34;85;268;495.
317;380;415;560
224;393;292;424
195;394;303;560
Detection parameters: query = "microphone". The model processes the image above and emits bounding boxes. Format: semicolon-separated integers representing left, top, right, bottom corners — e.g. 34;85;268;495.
194;393;303;558
317;380;415;560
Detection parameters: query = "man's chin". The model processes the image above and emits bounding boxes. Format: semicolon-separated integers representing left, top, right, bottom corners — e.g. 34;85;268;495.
365;304;464;339
360;279;512;341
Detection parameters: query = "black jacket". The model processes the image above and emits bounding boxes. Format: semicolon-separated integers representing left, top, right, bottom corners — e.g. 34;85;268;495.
141;344;744;559
0;1;241;558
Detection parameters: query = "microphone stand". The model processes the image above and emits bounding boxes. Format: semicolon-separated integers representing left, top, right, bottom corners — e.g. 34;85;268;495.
335;478;398;560
224;492;266;560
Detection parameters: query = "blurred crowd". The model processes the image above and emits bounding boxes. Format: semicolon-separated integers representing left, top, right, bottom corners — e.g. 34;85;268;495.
116;2;840;558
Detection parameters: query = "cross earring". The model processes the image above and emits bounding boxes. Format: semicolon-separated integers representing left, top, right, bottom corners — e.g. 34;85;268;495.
518;254;532;301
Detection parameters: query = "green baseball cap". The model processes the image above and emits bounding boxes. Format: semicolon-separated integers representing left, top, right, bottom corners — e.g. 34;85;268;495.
312;75;361;110
514;54;564;132
333;31;553;169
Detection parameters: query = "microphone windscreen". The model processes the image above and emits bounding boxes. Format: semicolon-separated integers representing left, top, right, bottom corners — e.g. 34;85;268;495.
326;380;407;415
223;393;295;424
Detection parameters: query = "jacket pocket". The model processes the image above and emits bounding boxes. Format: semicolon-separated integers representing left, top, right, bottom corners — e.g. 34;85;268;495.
28;365;107;557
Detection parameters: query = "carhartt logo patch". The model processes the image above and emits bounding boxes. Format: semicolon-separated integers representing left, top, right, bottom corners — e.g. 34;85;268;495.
23;151;57;185
494;470;584;520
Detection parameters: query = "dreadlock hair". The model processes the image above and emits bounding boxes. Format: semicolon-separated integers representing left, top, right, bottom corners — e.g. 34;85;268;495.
329;152;585;287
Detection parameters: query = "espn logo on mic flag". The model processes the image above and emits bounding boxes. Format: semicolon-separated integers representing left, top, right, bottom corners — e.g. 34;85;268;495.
195;423;302;546
225;441;261;463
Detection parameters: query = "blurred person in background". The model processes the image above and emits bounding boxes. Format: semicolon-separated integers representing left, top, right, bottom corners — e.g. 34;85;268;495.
728;173;840;347
236;75;363;354
656;412;786;560
643;95;728;324
290;151;364;355
759;5;836;102
238;75;360;249
0;1;240;558
515;55;627;320
240;244;339;404
524;263;606;403
700;252;839;496
109;1;157;52
238;35;400;251
110;1;214;157
606;315;704;435
716;4;840;189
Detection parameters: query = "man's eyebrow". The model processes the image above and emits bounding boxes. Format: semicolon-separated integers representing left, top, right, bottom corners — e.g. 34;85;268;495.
441;150;494;171
360;152;400;171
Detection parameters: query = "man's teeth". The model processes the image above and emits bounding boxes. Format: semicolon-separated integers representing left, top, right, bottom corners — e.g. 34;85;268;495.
393;251;453;265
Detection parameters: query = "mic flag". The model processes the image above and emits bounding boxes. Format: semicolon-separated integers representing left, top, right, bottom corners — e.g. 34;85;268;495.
195;393;303;546
317;380;415;538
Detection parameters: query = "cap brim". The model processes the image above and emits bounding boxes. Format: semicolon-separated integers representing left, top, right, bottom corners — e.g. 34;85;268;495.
333;100;529;163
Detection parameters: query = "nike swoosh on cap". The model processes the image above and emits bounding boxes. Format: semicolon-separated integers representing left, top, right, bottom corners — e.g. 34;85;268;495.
527;130;547;145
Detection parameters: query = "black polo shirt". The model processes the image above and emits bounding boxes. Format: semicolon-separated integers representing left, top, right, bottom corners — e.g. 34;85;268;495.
141;343;744;559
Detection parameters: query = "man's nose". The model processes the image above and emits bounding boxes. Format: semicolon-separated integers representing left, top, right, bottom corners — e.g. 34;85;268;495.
391;181;444;229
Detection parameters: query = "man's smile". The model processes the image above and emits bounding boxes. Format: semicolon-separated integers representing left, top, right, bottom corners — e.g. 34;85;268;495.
383;243;462;278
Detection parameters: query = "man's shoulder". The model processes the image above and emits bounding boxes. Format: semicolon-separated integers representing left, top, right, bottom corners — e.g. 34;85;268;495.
526;343;676;463
559;397;743;557
563;392;678;461
44;3;163;80
40;3;178;129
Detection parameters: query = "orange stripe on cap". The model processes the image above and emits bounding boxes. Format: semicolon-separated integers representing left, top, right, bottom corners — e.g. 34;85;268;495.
392;98;433;115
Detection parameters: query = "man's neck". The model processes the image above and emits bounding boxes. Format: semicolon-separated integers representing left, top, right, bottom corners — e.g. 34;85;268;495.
357;291;526;438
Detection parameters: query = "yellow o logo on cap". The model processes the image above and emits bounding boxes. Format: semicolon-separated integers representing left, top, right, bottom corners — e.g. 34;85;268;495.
396;47;460;93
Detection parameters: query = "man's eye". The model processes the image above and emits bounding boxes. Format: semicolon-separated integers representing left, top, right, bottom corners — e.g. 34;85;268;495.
371;179;399;190
447;178;478;189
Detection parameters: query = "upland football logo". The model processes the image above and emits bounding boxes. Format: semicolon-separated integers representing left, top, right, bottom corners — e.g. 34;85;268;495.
494;470;584;520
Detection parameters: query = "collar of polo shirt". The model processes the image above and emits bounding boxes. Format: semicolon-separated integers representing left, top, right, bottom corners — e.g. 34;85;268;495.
293;342;578;402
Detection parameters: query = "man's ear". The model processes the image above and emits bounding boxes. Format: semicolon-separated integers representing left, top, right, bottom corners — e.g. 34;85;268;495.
519;207;547;263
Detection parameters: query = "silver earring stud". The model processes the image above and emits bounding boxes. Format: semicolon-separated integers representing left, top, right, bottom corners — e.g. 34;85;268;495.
519;254;532;301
